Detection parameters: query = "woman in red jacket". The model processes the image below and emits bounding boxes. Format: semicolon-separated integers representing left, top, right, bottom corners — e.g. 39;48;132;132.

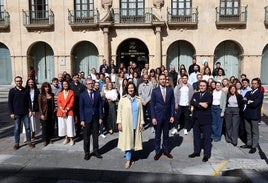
57;80;75;145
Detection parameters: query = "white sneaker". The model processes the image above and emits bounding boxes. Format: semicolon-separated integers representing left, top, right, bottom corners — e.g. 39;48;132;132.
70;140;75;146
184;129;188;135
171;129;178;135
100;134;106;138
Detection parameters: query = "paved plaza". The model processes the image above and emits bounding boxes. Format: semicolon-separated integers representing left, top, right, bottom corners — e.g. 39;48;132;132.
0;101;268;183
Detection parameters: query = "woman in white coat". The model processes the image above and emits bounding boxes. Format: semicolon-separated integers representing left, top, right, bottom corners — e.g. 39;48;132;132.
117;82;145;169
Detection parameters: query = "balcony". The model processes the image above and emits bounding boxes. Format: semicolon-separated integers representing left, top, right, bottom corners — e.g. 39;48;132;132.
23;9;54;30
264;6;268;27
0;10;10;30
68;9;99;29
167;7;198;28
112;8;152;27
215;6;247;28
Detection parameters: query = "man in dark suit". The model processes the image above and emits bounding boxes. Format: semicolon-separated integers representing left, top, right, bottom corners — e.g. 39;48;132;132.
80;79;104;160
189;80;213;162
240;78;264;154
151;74;175;160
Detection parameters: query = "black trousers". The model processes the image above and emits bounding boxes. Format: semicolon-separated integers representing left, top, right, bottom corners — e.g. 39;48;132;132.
40;118;54;143
83;118;99;154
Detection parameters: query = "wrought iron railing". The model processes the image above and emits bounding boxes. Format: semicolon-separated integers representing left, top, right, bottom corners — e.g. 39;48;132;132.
0;10;10;26
23;9;54;26
68;9;99;25
112;8;152;24
167;7;198;24
215;6;247;23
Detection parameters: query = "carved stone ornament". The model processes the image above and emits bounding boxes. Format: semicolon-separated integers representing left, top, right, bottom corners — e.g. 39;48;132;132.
153;0;164;9
102;0;112;9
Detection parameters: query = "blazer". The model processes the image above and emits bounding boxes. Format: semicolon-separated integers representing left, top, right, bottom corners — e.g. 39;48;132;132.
38;93;55;120
79;90;103;124
28;88;40;112
151;86;175;122
190;91;213;125
244;89;264;120
57;90;75;117
226;94;244;112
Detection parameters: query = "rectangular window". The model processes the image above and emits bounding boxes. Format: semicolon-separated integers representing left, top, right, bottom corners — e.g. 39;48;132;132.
29;0;48;19
172;0;191;16
0;0;4;19
120;0;144;17
220;0;240;16
75;0;94;18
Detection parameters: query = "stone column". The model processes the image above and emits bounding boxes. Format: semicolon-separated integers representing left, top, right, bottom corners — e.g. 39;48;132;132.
103;27;110;62
155;26;162;67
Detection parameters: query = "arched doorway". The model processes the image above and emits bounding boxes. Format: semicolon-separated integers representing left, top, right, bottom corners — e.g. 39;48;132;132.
261;44;268;85
116;38;149;70
28;42;54;84
0;43;12;85
71;41;99;77
214;40;243;78
166;40;195;72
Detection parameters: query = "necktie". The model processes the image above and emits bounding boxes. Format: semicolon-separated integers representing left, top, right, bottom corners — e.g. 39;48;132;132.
90;91;93;102
162;87;166;102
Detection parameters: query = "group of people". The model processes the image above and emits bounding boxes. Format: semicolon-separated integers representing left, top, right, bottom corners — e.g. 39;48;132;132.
8;58;264;169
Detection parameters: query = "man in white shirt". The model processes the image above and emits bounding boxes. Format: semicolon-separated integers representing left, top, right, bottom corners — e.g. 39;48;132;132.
172;74;194;135
188;65;200;85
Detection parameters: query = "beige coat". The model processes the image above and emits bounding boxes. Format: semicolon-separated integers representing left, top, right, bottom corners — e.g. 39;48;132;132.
117;95;145;151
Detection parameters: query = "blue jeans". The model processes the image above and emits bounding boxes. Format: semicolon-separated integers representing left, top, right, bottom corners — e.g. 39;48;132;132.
125;150;134;161
211;105;223;141
14;114;31;144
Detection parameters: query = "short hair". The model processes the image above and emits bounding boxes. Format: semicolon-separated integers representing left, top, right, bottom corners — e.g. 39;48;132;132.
216;62;221;65
14;76;22;81
181;74;188;78
242;78;250;84
52;77;58;82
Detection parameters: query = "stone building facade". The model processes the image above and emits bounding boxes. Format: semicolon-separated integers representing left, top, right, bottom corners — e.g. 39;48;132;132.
0;0;268;84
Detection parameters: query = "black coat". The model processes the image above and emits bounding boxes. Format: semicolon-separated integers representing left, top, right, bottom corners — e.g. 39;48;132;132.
190;91;212;125
244;89;264;120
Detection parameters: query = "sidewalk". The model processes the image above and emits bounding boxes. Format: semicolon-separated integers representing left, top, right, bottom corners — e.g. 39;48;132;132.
0;101;268;183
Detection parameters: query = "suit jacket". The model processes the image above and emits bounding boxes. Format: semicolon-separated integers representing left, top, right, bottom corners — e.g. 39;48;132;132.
244;88;264;120
151;86;175;122
190;91;212;125
79;90;103;124
57;90;75;117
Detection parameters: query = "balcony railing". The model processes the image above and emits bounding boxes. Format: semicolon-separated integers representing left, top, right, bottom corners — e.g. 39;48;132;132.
112;8;152;25
264;6;268;27
167;7;198;27
68;9;99;28
0;10;10;29
215;6;247;27
23;9;54;29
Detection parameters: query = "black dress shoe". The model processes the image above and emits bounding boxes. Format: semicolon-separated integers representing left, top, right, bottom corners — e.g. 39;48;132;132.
188;152;200;158
202;156;209;162
240;145;251;149
154;153;162;161
163;152;173;159
249;148;256;154
84;153;90;160
93;153;103;159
